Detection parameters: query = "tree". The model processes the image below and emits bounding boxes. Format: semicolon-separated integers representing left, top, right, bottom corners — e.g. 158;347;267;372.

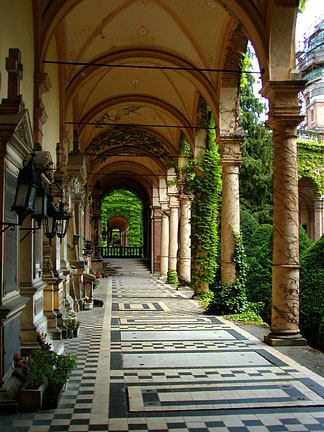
239;48;274;224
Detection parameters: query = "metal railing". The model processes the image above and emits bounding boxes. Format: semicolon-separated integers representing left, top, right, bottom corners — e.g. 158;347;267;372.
101;246;144;258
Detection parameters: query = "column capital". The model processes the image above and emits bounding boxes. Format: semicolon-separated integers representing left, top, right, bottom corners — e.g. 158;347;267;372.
219;135;243;167
261;80;306;130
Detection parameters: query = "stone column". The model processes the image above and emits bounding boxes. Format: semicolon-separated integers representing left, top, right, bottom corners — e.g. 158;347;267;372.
160;207;169;278
168;203;179;273
178;195;191;282
313;196;324;242
219;136;243;284
151;206;162;275
262;80;306;346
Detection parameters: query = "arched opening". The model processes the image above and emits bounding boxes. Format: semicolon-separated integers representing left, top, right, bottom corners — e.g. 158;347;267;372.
100;187;150;260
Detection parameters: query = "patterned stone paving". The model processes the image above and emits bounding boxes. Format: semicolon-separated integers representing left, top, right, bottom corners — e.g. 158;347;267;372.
2;259;324;431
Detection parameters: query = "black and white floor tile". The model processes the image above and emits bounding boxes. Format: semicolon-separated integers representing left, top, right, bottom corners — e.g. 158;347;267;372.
2;260;324;431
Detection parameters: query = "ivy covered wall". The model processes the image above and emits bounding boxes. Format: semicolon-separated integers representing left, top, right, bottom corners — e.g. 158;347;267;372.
298;139;324;195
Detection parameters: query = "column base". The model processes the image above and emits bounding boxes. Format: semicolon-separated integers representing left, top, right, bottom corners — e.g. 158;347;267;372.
264;332;307;346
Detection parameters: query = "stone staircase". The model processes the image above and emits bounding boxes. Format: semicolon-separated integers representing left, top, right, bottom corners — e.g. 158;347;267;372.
103;258;151;277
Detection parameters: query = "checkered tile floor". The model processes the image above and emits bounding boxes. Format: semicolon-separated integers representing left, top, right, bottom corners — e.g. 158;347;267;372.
2;259;324;431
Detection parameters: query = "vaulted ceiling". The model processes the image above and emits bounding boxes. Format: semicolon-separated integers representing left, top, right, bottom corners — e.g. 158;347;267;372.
38;0;274;199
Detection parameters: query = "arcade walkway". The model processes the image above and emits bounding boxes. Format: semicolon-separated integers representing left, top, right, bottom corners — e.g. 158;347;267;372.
2;259;324;432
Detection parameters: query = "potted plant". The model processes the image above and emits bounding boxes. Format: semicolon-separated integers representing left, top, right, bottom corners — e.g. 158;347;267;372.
18;349;53;412
42;352;77;409
83;296;93;310
63;310;80;338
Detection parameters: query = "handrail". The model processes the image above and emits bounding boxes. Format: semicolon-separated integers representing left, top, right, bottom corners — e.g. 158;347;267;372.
101;246;144;258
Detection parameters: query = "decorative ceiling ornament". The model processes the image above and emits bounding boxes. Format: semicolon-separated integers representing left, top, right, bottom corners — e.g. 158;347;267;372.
88;126;173;164
97;106;142;125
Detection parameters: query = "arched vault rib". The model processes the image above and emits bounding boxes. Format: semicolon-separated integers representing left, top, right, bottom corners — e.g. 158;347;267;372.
76;95;195;150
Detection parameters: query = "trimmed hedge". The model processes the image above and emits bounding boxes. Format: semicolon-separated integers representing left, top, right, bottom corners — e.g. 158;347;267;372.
300;234;324;350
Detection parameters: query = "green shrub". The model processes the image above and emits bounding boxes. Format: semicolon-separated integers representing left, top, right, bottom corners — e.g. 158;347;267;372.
300;235;324;350
208;232;248;315
240;210;259;247
245;224;273;324
299;225;314;258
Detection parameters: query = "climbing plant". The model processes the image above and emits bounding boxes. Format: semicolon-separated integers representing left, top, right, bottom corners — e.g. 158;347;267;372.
187;102;222;291
297;139;324;195
101;189;143;247
204;231;248;314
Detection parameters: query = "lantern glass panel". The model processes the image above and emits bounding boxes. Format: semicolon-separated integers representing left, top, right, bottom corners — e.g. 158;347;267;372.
15;183;29;207
27;186;37;210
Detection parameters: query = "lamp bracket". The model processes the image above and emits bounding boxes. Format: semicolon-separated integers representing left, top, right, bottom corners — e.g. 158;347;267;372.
0;222;20;233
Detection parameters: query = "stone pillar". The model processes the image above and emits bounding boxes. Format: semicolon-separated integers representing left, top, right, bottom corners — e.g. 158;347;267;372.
178;195;191;282
313;196;324;242
151;206;162;275
262;80;306;346
168;203;179;272
220;136;243;284
160;207;169;278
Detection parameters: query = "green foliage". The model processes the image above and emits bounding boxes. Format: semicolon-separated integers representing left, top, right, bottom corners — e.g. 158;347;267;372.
187;107;222;290
101;189;143;247
298;0;307;12
47;353;77;394
225;302;268;325
243;224;311;326
299;225;313;257
297;140;324;195
25;349;55;389
167;268;179;286
300;234;324;350
240;210;259;247
239;46;273;224
207;232;248;315
245;224;273;323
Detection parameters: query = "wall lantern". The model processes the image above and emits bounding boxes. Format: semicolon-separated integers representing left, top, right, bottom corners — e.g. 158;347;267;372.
55;201;71;240
102;229;107;240
33;178;48;229
44;193;59;240
11;153;39;226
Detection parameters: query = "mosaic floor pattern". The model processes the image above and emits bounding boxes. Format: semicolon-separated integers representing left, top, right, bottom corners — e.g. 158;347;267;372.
1;259;324;431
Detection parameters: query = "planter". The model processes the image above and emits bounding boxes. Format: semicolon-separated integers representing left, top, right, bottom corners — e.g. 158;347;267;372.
42;388;63;410
73;327;80;337
83;302;93;310
19;383;46;412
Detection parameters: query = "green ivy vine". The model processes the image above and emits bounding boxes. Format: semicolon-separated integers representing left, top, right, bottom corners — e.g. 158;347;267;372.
203;231;248;314
298;139;324;195
186;104;222;292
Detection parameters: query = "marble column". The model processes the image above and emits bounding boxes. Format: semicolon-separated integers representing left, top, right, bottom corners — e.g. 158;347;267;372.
179;195;191;282
313;196;324;242
168;204;179;272
262;80;306;346
160;210;169;277
220;136;242;284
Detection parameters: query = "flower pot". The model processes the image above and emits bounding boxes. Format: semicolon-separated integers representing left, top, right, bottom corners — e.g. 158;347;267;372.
67;328;73;338
83;302;93;310
42;388;63;410
73;327;80;337
19;383;46;412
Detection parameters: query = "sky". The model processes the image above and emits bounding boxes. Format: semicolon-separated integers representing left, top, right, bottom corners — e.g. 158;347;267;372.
296;0;324;48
